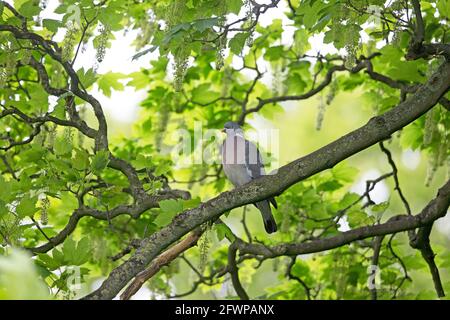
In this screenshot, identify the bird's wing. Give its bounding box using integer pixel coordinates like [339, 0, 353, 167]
[221, 134, 265, 180]
[244, 138, 265, 179]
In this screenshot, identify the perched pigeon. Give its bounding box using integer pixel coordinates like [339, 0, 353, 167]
[221, 121, 278, 234]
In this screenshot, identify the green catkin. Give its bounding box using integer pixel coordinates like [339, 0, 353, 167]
[216, 34, 226, 71]
[425, 154, 438, 187]
[215, 2, 227, 70]
[40, 196, 49, 225]
[1, 45, 17, 86]
[63, 126, 74, 145]
[423, 109, 436, 146]
[326, 79, 338, 105]
[198, 224, 212, 273]
[221, 67, 232, 98]
[0, 69, 7, 88]
[272, 62, 288, 98]
[2, 215, 21, 246]
[173, 46, 189, 92]
[437, 132, 449, 167]
[166, 1, 190, 91]
[155, 102, 170, 151]
[96, 24, 110, 64]
[316, 93, 326, 131]
[243, 0, 255, 47]
[135, 12, 157, 49]
[47, 123, 57, 149]
[62, 23, 78, 62]
[166, 0, 184, 28]
[344, 44, 357, 69]
[280, 207, 291, 233]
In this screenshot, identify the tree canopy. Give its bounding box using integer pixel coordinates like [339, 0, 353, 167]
[0, 0, 449, 300]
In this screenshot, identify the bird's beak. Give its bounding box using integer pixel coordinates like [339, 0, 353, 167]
[221, 129, 226, 133]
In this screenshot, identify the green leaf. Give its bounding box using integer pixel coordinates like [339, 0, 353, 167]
[154, 162, 171, 176]
[228, 0, 242, 14]
[339, 193, 361, 209]
[317, 180, 343, 192]
[76, 68, 97, 89]
[332, 163, 359, 183]
[347, 210, 368, 228]
[159, 199, 183, 215]
[72, 149, 90, 171]
[400, 123, 422, 150]
[98, 72, 126, 97]
[192, 18, 218, 33]
[0, 176, 13, 202]
[18, 0, 42, 19]
[62, 237, 91, 266]
[264, 46, 285, 61]
[191, 84, 220, 104]
[215, 223, 235, 242]
[42, 19, 61, 33]
[72, 237, 91, 265]
[186, 0, 194, 9]
[91, 150, 110, 175]
[229, 33, 249, 55]
[293, 29, 311, 54]
[52, 100, 67, 120]
[0, 200, 9, 217]
[37, 254, 60, 271]
[182, 197, 201, 210]
[52, 248, 65, 264]
[154, 199, 184, 227]
[437, 0, 450, 17]
[16, 195, 39, 218]
[133, 154, 152, 171]
[127, 71, 149, 89]
[371, 201, 389, 213]
[54, 136, 72, 156]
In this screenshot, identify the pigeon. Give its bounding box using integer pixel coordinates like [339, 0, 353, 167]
[221, 121, 278, 234]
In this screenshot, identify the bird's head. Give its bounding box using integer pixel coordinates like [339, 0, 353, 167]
[222, 121, 244, 135]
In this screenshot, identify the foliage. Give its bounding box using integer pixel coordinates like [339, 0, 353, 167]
[0, 0, 449, 300]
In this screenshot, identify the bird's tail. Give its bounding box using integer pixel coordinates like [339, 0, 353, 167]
[255, 200, 278, 234]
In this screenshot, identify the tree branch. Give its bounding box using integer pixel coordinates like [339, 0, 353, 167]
[227, 241, 250, 300]
[82, 61, 450, 300]
[409, 223, 445, 298]
[120, 230, 203, 300]
[236, 180, 449, 258]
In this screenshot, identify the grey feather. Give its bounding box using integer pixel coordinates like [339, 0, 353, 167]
[221, 122, 278, 234]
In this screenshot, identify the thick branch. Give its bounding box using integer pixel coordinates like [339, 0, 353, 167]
[120, 230, 202, 300]
[228, 241, 250, 300]
[28, 190, 190, 254]
[409, 223, 445, 298]
[237, 180, 449, 258]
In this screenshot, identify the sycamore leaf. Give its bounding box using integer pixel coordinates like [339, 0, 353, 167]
[16, 195, 39, 218]
[229, 33, 249, 55]
[154, 199, 184, 227]
[215, 223, 235, 242]
[98, 72, 126, 97]
[91, 150, 110, 175]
